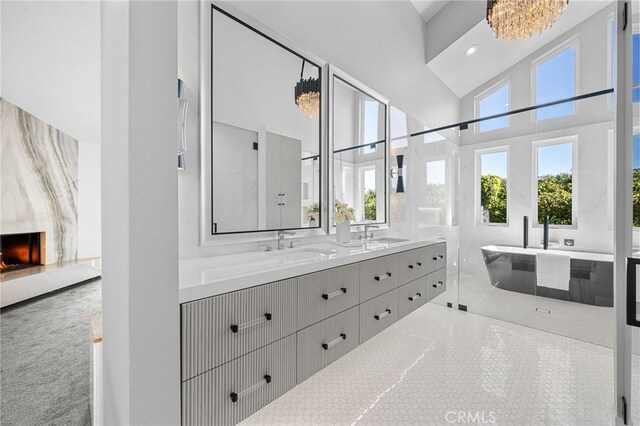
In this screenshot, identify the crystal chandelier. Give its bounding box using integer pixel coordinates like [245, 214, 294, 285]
[294, 60, 320, 118]
[486, 0, 569, 40]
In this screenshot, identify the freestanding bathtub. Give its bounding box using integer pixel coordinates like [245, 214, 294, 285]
[480, 245, 614, 307]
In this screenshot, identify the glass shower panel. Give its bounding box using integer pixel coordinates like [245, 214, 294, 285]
[457, 93, 615, 348]
[395, 107, 460, 309]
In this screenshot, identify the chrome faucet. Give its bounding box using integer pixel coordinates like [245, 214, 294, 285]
[277, 231, 296, 250]
[363, 224, 379, 240]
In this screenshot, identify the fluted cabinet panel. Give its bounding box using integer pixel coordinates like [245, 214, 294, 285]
[398, 247, 430, 285]
[181, 278, 297, 381]
[426, 268, 447, 301]
[359, 254, 399, 302]
[398, 276, 427, 319]
[359, 288, 399, 344]
[182, 335, 296, 426]
[426, 243, 447, 274]
[297, 264, 360, 329]
[296, 306, 360, 383]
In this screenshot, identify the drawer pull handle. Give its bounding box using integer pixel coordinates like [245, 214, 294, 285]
[229, 374, 272, 403]
[374, 309, 391, 320]
[432, 281, 444, 288]
[432, 254, 444, 260]
[230, 313, 272, 333]
[408, 292, 422, 302]
[322, 333, 347, 350]
[322, 288, 347, 300]
[374, 272, 392, 281]
[408, 262, 422, 269]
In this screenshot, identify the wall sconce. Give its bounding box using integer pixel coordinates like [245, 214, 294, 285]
[390, 154, 405, 193]
[178, 79, 189, 170]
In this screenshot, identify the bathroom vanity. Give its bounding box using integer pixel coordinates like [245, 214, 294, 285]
[179, 240, 447, 425]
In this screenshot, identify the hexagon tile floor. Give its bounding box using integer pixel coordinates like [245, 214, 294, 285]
[242, 303, 614, 426]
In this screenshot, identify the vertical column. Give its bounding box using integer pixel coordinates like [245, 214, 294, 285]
[101, 1, 179, 424]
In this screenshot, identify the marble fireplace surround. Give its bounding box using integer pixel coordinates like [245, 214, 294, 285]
[1, 98, 78, 265]
[0, 99, 100, 307]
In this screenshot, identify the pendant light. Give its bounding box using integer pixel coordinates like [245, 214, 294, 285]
[294, 59, 320, 118]
[486, 0, 569, 40]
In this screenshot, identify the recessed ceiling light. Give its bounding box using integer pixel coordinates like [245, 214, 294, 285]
[465, 45, 478, 56]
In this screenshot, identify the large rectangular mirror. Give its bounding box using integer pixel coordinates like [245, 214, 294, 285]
[208, 5, 322, 235]
[331, 67, 388, 227]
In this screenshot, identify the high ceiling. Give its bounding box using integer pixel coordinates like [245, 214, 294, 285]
[416, 0, 613, 98]
[409, 0, 450, 23]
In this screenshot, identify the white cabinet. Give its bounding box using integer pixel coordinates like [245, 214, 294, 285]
[265, 132, 302, 229]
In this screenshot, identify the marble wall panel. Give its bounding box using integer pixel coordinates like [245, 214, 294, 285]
[1, 98, 78, 264]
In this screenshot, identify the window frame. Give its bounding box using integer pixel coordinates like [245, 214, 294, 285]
[475, 146, 510, 227]
[531, 36, 580, 122]
[531, 135, 579, 229]
[474, 78, 511, 134]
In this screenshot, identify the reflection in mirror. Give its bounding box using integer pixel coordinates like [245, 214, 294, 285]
[332, 75, 387, 225]
[210, 6, 321, 234]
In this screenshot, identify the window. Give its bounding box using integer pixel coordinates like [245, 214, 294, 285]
[476, 82, 509, 132]
[534, 139, 576, 226]
[477, 150, 508, 224]
[534, 44, 576, 120]
[425, 160, 446, 226]
[360, 167, 377, 221]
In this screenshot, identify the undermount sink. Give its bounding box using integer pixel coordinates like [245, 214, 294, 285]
[370, 237, 410, 244]
[268, 247, 337, 262]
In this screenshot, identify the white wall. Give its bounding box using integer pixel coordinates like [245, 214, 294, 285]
[77, 141, 102, 259]
[0, 1, 100, 143]
[178, 0, 460, 258]
[101, 1, 180, 423]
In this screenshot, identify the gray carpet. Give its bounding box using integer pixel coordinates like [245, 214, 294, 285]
[1, 279, 102, 426]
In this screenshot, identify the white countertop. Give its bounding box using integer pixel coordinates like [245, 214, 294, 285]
[179, 238, 444, 303]
[481, 245, 613, 262]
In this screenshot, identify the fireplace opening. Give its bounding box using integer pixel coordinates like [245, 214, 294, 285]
[0, 232, 45, 273]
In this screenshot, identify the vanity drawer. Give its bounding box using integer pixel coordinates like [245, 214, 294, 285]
[181, 278, 297, 381]
[359, 288, 399, 343]
[426, 243, 447, 273]
[398, 276, 427, 319]
[426, 268, 447, 302]
[181, 334, 296, 426]
[296, 306, 359, 383]
[297, 264, 360, 329]
[398, 248, 430, 285]
[359, 254, 399, 302]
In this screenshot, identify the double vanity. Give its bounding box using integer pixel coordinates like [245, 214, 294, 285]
[179, 239, 447, 425]
[180, 3, 449, 424]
